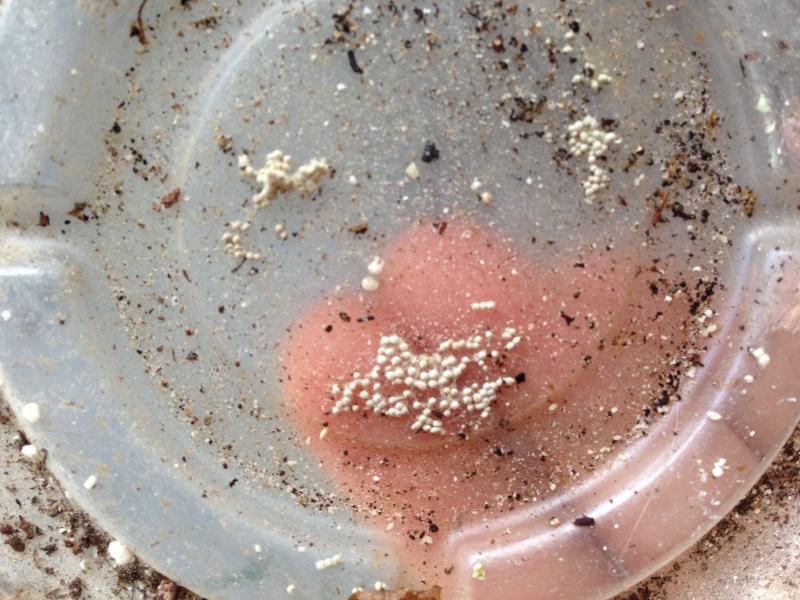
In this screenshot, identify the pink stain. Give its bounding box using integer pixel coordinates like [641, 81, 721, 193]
[280, 220, 691, 572]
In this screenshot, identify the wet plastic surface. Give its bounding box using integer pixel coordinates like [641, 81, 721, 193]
[1, 1, 800, 599]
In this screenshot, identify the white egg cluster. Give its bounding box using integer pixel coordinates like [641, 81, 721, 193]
[330, 326, 524, 434]
[238, 150, 330, 209]
[221, 151, 330, 262]
[567, 114, 621, 201]
[221, 220, 262, 260]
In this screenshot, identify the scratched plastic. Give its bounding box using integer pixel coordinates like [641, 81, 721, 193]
[1, 1, 799, 599]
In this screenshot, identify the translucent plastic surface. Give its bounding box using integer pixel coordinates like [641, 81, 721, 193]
[1, 1, 799, 599]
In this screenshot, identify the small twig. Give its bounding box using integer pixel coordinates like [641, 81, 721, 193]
[650, 188, 670, 228]
[134, 0, 149, 46]
[231, 257, 247, 273]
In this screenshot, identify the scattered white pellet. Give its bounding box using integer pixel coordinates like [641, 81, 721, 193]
[367, 256, 385, 275]
[21, 445, 39, 459]
[701, 323, 718, 337]
[361, 276, 379, 292]
[348, 174, 358, 185]
[405, 161, 420, 180]
[470, 300, 496, 311]
[1, 309, 11, 321]
[472, 562, 486, 581]
[470, 178, 483, 192]
[254, 544, 262, 553]
[597, 72, 613, 85]
[374, 581, 388, 591]
[21, 403, 41, 423]
[755, 94, 772, 114]
[83, 474, 98, 490]
[108, 540, 135, 566]
[286, 583, 296, 594]
[706, 410, 722, 421]
[480, 191, 493, 204]
[744, 374, 754, 384]
[750, 347, 770, 368]
[711, 458, 727, 479]
[549, 517, 560, 527]
[336, 82, 348, 91]
[315, 554, 343, 570]
[673, 90, 686, 103]
[636, 40, 645, 50]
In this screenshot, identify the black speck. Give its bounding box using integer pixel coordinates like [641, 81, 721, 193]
[42, 543, 58, 555]
[514, 372, 526, 384]
[228, 478, 238, 488]
[653, 390, 670, 407]
[671, 202, 696, 221]
[600, 118, 618, 130]
[338, 312, 351, 322]
[324, 324, 333, 332]
[421, 141, 440, 163]
[573, 515, 595, 527]
[560, 311, 575, 326]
